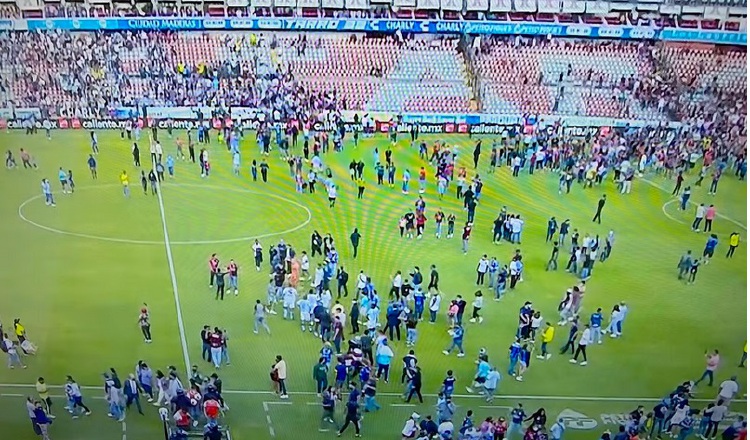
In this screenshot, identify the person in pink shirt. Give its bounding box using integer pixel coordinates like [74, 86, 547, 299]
[704, 205, 717, 232]
[696, 349, 720, 386]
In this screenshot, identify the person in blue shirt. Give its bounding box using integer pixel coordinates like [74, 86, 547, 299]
[320, 342, 334, 367]
[459, 410, 475, 435]
[87, 154, 97, 179]
[508, 403, 526, 439]
[507, 338, 522, 376]
[703, 234, 719, 262]
[442, 324, 465, 357]
[466, 357, 491, 394]
[442, 371, 456, 398]
[546, 217, 558, 242]
[590, 308, 603, 345]
[414, 288, 425, 321]
[166, 155, 175, 178]
[487, 258, 500, 289]
[58, 167, 70, 194]
[334, 358, 348, 391]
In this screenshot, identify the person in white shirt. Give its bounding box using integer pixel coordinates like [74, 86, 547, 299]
[356, 270, 367, 294]
[692, 203, 706, 232]
[570, 323, 591, 366]
[717, 376, 739, 403]
[476, 255, 489, 285]
[300, 251, 310, 279]
[327, 184, 337, 208]
[428, 293, 441, 323]
[391, 271, 403, 299]
[469, 291, 484, 324]
[402, 413, 420, 439]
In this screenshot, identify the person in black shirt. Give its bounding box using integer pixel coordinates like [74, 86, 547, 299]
[350, 300, 360, 334]
[148, 170, 158, 195]
[455, 296, 467, 325]
[350, 228, 362, 259]
[592, 195, 606, 224]
[337, 267, 349, 299]
[546, 242, 560, 271]
[473, 140, 481, 169]
[405, 366, 423, 403]
[201, 326, 211, 362]
[428, 265, 439, 292]
[338, 399, 361, 436]
[311, 231, 323, 257]
[215, 268, 227, 300]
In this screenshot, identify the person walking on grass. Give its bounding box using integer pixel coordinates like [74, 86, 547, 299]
[727, 232, 741, 258]
[137, 305, 152, 343]
[254, 300, 271, 335]
[320, 386, 339, 432]
[695, 349, 720, 387]
[35, 378, 55, 418]
[350, 228, 362, 259]
[592, 195, 606, 224]
[3, 334, 26, 368]
[64, 376, 91, 417]
[569, 323, 591, 366]
[338, 398, 362, 437]
[148, 170, 157, 195]
[124, 374, 144, 415]
[33, 400, 53, 440]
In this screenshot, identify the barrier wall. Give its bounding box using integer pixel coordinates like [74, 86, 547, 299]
[0, 17, 744, 45]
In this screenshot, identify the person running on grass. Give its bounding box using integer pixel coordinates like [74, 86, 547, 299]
[87, 155, 98, 179]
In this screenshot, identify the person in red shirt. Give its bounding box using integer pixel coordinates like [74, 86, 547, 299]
[416, 213, 426, 239]
[462, 222, 473, 255]
[208, 254, 219, 287]
[174, 408, 191, 430]
[203, 398, 221, 424]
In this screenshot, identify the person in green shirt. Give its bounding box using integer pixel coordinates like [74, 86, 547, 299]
[313, 357, 329, 396]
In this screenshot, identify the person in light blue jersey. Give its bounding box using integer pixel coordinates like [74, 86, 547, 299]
[507, 338, 522, 376]
[166, 155, 175, 178]
[58, 167, 70, 194]
[41, 179, 55, 207]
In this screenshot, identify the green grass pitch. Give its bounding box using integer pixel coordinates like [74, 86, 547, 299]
[0, 128, 746, 440]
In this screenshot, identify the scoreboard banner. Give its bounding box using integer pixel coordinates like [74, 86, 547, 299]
[6, 17, 743, 45]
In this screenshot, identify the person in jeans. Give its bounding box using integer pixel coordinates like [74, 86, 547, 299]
[272, 355, 288, 399]
[695, 350, 721, 386]
[443, 324, 465, 357]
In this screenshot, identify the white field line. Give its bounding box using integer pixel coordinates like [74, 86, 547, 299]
[262, 401, 275, 437]
[0, 384, 743, 403]
[641, 177, 747, 230]
[154, 174, 192, 378]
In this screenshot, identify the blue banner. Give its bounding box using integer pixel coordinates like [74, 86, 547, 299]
[21, 18, 746, 46]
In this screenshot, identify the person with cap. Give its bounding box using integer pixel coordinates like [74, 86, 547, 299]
[138, 305, 152, 343]
[402, 412, 420, 439]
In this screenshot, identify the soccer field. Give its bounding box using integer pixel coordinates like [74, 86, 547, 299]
[0, 128, 746, 440]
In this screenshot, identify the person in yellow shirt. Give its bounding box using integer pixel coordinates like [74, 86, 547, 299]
[727, 232, 741, 258]
[538, 322, 555, 360]
[356, 178, 366, 199]
[740, 341, 746, 368]
[13, 318, 25, 343]
[36, 377, 55, 417]
[120, 170, 130, 198]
